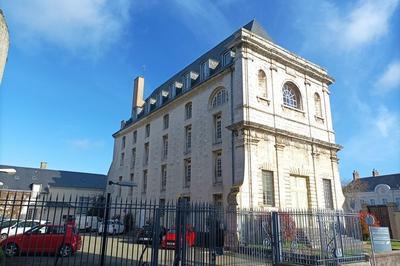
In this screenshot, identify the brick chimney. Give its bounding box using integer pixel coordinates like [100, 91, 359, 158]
[372, 169, 379, 177]
[131, 76, 145, 118]
[352, 170, 360, 181]
[40, 162, 48, 169]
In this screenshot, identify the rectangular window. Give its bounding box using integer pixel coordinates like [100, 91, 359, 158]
[131, 148, 136, 168]
[161, 165, 167, 191]
[185, 125, 192, 153]
[200, 61, 209, 80]
[323, 179, 334, 209]
[145, 124, 150, 138]
[184, 158, 191, 187]
[144, 143, 149, 166]
[120, 152, 125, 166]
[118, 176, 123, 197]
[133, 130, 137, 144]
[78, 196, 91, 214]
[214, 114, 222, 143]
[261, 170, 275, 206]
[122, 136, 126, 149]
[214, 151, 222, 183]
[396, 198, 400, 208]
[162, 135, 168, 160]
[370, 199, 376, 205]
[163, 114, 169, 129]
[382, 198, 388, 204]
[159, 198, 166, 216]
[129, 173, 134, 196]
[142, 170, 147, 194]
[185, 103, 192, 120]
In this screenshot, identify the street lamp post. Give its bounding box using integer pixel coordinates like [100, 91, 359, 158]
[100, 180, 137, 266]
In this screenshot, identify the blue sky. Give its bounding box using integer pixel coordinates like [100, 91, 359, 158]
[0, 0, 399, 183]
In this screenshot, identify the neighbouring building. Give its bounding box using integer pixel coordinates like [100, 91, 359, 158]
[0, 163, 107, 220]
[0, 9, 9, 85]
[107, 20, 345, 210]
[343, 170, 400, 212]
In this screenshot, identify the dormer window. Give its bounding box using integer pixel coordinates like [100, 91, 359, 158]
[200, 59, 219, 80]
[183, 71, 199, 91]
[149, 96, 157, 111]
[183, 72, 191, 91]
[200, 61, 209, 80]
[174, 81, 183, 96]
[161, 88, 169, 104]
[222, 50, 235, 66]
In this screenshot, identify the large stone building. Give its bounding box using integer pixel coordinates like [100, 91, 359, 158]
[0, 9, 9, 85]
[107, 20, 345, 210]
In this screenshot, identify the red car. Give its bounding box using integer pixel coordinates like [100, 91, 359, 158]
[161, 225, 196, 249]
[1, 222, 81, 257]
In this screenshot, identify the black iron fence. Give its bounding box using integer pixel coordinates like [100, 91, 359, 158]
[0, 191, 366, 265]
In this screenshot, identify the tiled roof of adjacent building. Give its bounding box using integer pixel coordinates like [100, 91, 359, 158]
[0, 165, 107, 191]
[345, 173, 400, 192]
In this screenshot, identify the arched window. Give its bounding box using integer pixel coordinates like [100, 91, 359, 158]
[185, 102, 192, 120]
[282, 82, 302, 109]
[210, 87, 228, 108]
[314, 93, 322, 117]
[258, 70, 267, 97]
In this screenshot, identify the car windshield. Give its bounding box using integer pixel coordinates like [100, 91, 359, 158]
[0, 220, 17, 227]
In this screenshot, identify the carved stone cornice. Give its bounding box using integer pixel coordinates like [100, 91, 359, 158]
[227, 120, 342, 151]
[237, 30, 335, 85]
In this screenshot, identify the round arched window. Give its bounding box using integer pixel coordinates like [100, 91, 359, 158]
[210, 87, 228, 108]
[282, 82, 302, 109]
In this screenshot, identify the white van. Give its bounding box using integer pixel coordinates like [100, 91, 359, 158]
[76, 215, 100, 232]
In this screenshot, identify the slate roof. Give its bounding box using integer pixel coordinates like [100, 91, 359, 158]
[243, 20, 272, 41]
[117, 19, 272, 135]
[0, 165, 107, 191]
[345, 173, 400, 192]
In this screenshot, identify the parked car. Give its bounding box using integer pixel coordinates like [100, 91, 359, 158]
[136, 223, 166, 244]
[76, 216, 100, 232]
[98, 220, 124, 235]
[0, 219, 18, 230]
[1, 223, 81, 257]
[161, 225, 196, 249]
[0, 220, 47, 239]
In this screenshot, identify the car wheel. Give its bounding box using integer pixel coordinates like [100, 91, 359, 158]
[0, 233, 8, 240]
[59, 244, 72, 257]
[4, 242, 19, 257]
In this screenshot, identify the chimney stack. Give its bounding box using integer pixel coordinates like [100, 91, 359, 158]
[352, 170, 360, 181]
[40, 162, 48, 169]
[372, 169, 379, 177]
[132, 76, 145, 117]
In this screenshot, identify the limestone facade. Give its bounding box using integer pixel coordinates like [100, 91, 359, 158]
[0, 9, 9, 85]
[107, 21, 345, 210]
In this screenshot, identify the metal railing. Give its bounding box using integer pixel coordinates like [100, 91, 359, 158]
[0, 191, 366, 265]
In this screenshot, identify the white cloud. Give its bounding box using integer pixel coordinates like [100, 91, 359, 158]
[67, 138, 104, 151]
[375, 106, 399, 137]
[2, 0, 132, 55]
[375, 61, 400, 93]
[294, 0, 399, 52]
[337, 0, 399, 50]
